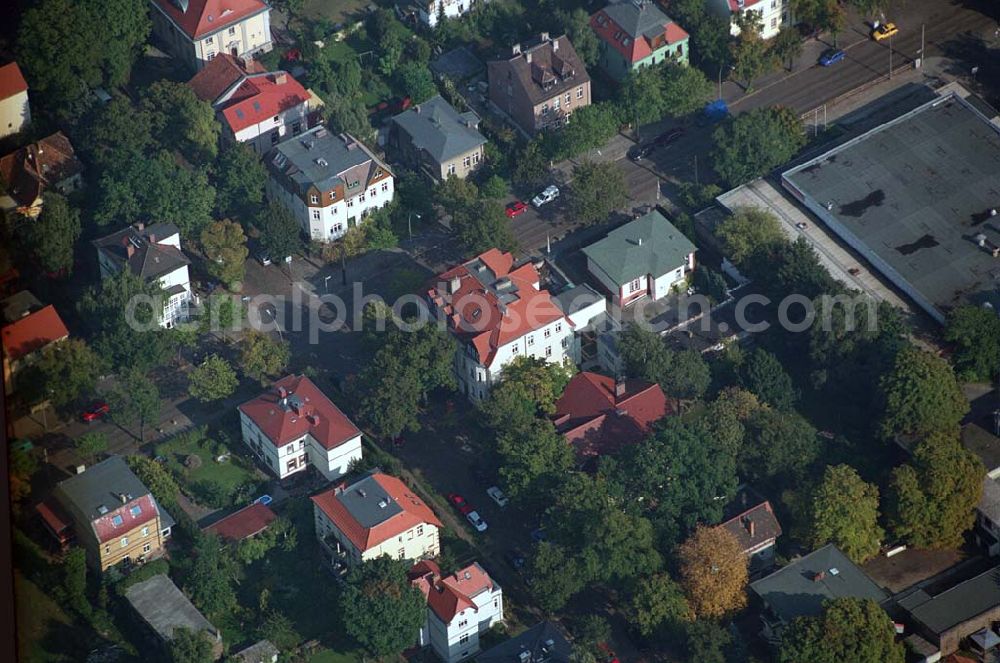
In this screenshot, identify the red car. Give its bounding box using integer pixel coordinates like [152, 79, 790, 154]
[447, 493, 472, 515]
[81, 401, 109, 422]
[505, 201, 528, 218]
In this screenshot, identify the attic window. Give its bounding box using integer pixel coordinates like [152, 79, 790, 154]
[253, 101, 262, 112]
[112, 515, 124, 527]
[235, 109, 245, 119]
[348, 180, 360, 189]
[130, 505, 142, 517]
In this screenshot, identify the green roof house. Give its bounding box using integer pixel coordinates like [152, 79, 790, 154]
[590, 0, 690, 81]
[582, 209, 696, 308]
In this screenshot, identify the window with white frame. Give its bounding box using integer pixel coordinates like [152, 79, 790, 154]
[544, 328, 551, 338]
[458, 619, 468, 628]
[628, 278, 642, 293]
[205, 36, 214, 45]
[473, 152, 480, 164]
[545, 346, 552, 357]
[333, 223, 343, 233]
[369, 188, 376, 197]
[312, 210, 320, 220]
[142, 542, 151, 553]
[141, 527, 149, 537]
[555, 323, 562, 333]
[576, 86, 584, 99]
[382, 181, 389, 191]
[459, 634, 470, 645]
[229, 26, 236, 35]
[527, 336, 534, 346]
[121, 537, 129, 548]
[463, 155, 471, 168]
[448, 163, 457, 175]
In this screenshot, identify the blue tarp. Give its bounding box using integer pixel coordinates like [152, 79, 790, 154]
[704, 99, 729, 120]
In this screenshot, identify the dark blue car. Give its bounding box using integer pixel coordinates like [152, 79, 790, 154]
[819, 48, 846, 66]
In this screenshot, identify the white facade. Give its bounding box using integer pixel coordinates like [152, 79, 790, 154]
[420, 0, 478, 27]
[455, 317, 573, 402]
[419, 582, 504, 663]
[239, 409, 362, 481]
[266, 171, 395, 243]
[0, 88, 29, 138]
[313, 504, 440, 566]
[709, 0, 791, 40]
[587, 253, 694, 308]
[233, 104, 308, 155]
[150, 2, 273, 72]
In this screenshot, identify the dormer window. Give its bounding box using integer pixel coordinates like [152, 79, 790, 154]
[130, 505, 142, 517]
[112, 515, 124, 527]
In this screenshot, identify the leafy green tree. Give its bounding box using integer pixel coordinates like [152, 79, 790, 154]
[779, 597, 904, 663]
[693, 266, 728, 303]
[888, 433, 984, 549]
[739, 348, 797, 410]
[551, 103, 620, 160]
[127, 455, 180, 505]
[810, 465, 884, 563]
[669, 0, 730, 70]
[395, 62, 437, 104]
[9, 445, 39, 508]
[770, 27, 804, 71]
[454, 200, 518, 254]
[23, 339, 102, 412]
[187, 533, 238, 617]
[528, 542, 587, 613]
[79, 270, 172, 371]
[662, 349, 711, 409]
[944, 305, 1000, 382]
[712, 107, 806, 187]
[75, 433, 108, 465]
[629, 573, 691, 637]
[481, 356, 575, 433]
[878, 346, 969, 440]
[512, 140, 550, 193]
[239, 330, 290, 386]
[340, 556, 426, 658]
[715, 206, 785, 265]
[479, 175, 508, 200]
[80, 94, 154, 168]
[109, 369, 161, 443]
[621, 67, 667, 128]
[169, 628, 214, 663]
[677, 526, 748, 618]
[617, 323, 673, 385]
[844, 0, 888, 18]
[730, 12, 773, 91]
[16, 0, 149, 117]
[435, 176, 479, 220]
[743, 408, 819, 484]
[324, 95, 375, 143]
[257, 610, 300, 651]
[557, 8, 600, 67]
[63, 547, 91, 617]
[141, 80, 220, 162]
[188, 355, 239, 402]
[214, 142, 267, 220]
[660, 63, 714, 117]
[684, 620, 734, 663]
[704, 387, 765, 458]
[792, 0, 846, 39]
[497, 419, 574, 505]
[254, 202, 302, 261]
[200, 219, 248, 289]
[22, 194, 81, 275]
[568, 161, 627, 225]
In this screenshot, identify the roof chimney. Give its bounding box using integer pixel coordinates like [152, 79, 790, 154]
[273, 71, 288, 85]
[540, 32, 549, 42]
[813, 570, 825, 582]
[638, 237, 643, 246]
[614, 379, 626, 399]
[512, 43, 521, 56]
[746, 517, 755, 537]
[119, 493, 128, 504]
[126, 244, 135, 258]
[552, 37, 559, 51]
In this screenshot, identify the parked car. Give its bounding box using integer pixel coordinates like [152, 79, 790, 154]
[504, 548, 527, 570]
[597, 643, 620, 663]
[628, 143, 655, 161]
[253, 245, 272, 266]
[487, 486, 509, 507]
[795, 222, 808, 229]
[448, 493, 472, 515]
[81, 401, 110, 423]
[872, 22, 898, 41]
[254, 495, 273, 506]
[505, 200, 528, 218]
[653, 127, 684, 147]
[819, 48, 846, 66]
[466, 510, 488, 532]
[531, 185, 560, 208]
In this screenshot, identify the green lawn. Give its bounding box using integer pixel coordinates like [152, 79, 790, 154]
[155, 427, 264, 508]
[300, 0, 370, 25]
[15, 573, 80, 663]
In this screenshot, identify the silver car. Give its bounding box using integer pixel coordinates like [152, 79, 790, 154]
[531, 185, 560, 208]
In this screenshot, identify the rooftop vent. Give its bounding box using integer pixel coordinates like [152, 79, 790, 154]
[357, 489, 367, 498]
[378, 499, 388, 508]
[316, 158, 328, 167]
[518, 651, 532, 663]
[97, 504, 108, 515]
[829, 567, 840, 576]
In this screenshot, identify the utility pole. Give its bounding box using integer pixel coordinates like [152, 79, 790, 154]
[919, 23, 925, 68]
[889, 32, 893, 79]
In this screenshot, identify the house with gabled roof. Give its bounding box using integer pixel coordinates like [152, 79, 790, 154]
[0, 131, 84, 218]
[93, 223, 193, 328]
[389, 95, 487, 182]
[40, 456, 174, 571]
[125, 574, 222, 658]
[265, 125, 394, 243]
[410, 560, 504, 662]
[239, 374, 363, 481]
[708, 0, 791, 40]
[311, 471, 442, 566]
[1, 297, 68, 394]
[203, 502, 277, 542]
[0, 61, 30, 138]
[582, 209, 696, 309]
[149, 0, 273, 72]
[552, 371, 669, 459]
[426, 249, 575, 401]
[477, 621, 572, 663]
[188, 55, 314, 154]
[590, 0, 689, 81]
[716, 485, 782, 576]
[487, 33, 592, 135]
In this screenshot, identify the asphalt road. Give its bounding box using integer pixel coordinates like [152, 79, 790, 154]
[729, 0, 995, 114]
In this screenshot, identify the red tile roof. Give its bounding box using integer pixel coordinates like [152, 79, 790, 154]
[151, 0, 269, 40]
[239, 374, 360, 450]
[0, 62, 28, 100]
[311, 473, 442, 553]
[727, 0, 764, 11]
[552, 372, 670, 456]
[427, 249, 570, 367]
[409, 560, 497, 623]
[219, 72, 309, 133]
[92, 494, 160, 544]
[0, 132, 84, 209]
[36, 498, 71, 538]
[187, 54, 265, 102]
[1, 304, 68, 362]
[203, 502, 276, 541]
[589, 10, 688, 65]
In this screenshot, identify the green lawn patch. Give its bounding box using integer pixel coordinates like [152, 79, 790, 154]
[15, 573, 82, 663]
[300, 0, 369, 25]
[155, 427, 265, 509]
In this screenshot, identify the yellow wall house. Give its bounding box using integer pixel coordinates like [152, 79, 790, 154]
[0, 62, 30, 139]
[150, 0, 273, 72]
[51, 456, 175, 571]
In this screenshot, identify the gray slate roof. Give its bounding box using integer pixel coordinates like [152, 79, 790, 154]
[93, 223, 189, 282]
[603, 0, 673, 40]
[1, 290, 43, 324]
[749, 544, 888, 623]
[898, 565, 1000, 635]
[233, 639, 279, 663]
[477, 621, 572, 663]
[337, 473, 403, 528]
[124, 574, 218, 642]
[430, 46, 485, 81]
[582, 209, 696, 285]
[56, 456, 152, 522]
[269, 125, 389, 195]
[391, 95, 486, 164]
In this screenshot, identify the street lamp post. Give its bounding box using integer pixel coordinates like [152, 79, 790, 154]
[408, 212, 421, 239]
[324, 275, 331, 293]
[262, 305, 284, 342]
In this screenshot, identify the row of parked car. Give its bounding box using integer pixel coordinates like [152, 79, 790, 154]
[447, 485, 510, 533]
